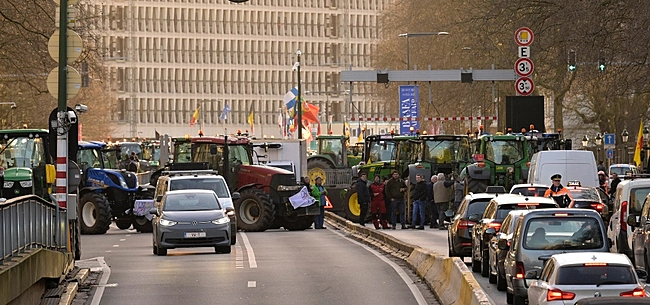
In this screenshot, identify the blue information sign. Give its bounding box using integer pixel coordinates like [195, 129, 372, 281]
[606, 149, 614, 159]
[399, 85, 420, 135]
[604, 133, 615, 145]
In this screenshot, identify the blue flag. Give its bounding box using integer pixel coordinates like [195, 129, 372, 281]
[219, 103, 231, 121]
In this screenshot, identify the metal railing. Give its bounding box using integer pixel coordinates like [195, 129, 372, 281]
[0, 195, 67, 266]
[321, 168, 354, 187]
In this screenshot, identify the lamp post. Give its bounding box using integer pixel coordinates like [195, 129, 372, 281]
[622, 129, 629, 164]
[582, 135, 589, 149]
[595, 133, 603, 162]
[296, 49, 302, 140]
[398, 32, 449, 70]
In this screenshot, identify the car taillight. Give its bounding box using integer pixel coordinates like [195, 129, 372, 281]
[487, 222, 501, 232]
[590, 203, 604, 211]
[515, 261, 525, 279]
[547, 288, 576, 301]
[525, 161, 530, 167]
[621, 200, 628, 232]
[458, 220, 475, 229]
[620, 287, 645, 297]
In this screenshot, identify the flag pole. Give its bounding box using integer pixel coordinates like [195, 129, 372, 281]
[296, 49, 302, 140]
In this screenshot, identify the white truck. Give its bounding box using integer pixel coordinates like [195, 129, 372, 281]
[251, 139, 308, 184]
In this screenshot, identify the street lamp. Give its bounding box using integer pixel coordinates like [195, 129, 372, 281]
[582, 135, 589, 148]
[398, 32, 449, 70]
[595, 133, 603, 163]
[296, 49, 303, 140]
[622, 129, 629, 164]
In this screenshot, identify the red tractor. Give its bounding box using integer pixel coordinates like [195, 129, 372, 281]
[191, 134, 317, 231]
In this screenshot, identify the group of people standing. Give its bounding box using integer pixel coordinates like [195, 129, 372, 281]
[355, 171, 464, 230]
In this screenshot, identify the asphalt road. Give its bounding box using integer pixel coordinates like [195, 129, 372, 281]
[78, 223, 439, 305]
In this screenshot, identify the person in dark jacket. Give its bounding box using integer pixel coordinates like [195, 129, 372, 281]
[410, 174, 428, 229]
[356, 172, 371, 225]
[427, 175, 439, 228]
[609, 173, 621, 197]
[386, 171, 407, 229]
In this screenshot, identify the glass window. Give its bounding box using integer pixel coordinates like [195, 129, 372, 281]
[523, 217, 603, 250]
[466, 199, 491, 218]
[423, 139, 460, 163]
[510, 186, 548, 197]
[484, 140, 524, 165]
[163, 192, 221, 211]
[630, 187, 650, 213]
[495, 203, 556, 220]
[556, 265, 635, 285]
[569, 188, 601, 201]
[367, 140, 396, 163]
[171, 178, 230, 198]
[0, 136, 46, 169]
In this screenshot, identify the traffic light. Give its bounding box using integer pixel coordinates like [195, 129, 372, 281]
[568, 50, 577, 72]
[598, 58, 606, 71]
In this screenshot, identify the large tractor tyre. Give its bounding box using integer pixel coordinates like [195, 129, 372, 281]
[467, 176, 489, 194]
[80, 193, 111, 235]
[115, 219, 132, 230]
[235, 188, 275, 232]
[282, 216, 314, 231]
[133, 216, 153, 233]
[344, 186, 360, 221]
[308, 159, 333, 184]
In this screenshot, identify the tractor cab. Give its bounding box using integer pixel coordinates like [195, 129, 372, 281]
[140, 140, 162, 169]
[408, 135, 473, 181]
[0, 129, 55, 199]
[354, 134, 418, 180]
[171, 136, 192, 164]
[315, 135, 349, 167]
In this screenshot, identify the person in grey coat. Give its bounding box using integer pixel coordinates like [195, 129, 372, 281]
[433, 173, 454, 230]
[356, 172, 371, 225]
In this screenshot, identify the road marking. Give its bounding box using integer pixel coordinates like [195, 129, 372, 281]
[105, 251, 112, 253]
[112, 245, 119, 247]
[235, 245, 244, 269]
[330, 228, 428, 305]
[240, 232, 257, 268]
[125, 235, 131, 237]
[248, 281, 256, 288]
[119, 239, 126, 242]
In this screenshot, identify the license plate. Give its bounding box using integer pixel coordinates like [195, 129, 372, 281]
[184, 232, 206, 238]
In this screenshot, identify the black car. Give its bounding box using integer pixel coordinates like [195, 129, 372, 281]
[448, 193, 495, 260]
[471, 194, 558, 278]
[568, 186, 611, 224]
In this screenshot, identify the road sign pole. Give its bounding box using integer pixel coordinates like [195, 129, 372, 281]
[56, 0, 70, 253]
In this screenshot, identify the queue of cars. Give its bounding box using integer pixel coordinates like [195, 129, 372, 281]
[448, 176, 650, 304]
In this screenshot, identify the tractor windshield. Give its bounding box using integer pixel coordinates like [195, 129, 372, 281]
[0, 137, 46, 169]
[193, 143, 252, 168]
[484, 140, 524, 165]
[120, 143, 142, 160]
[367, 140, 396, 163]
[77, 148, 102, 172]
[423, 140, 463, 163]
[173, 142, 192, 163]
[102, 149, 120, 169]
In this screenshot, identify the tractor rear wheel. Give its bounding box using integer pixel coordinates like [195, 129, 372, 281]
[80, 193, 111, 235]
[308, 158, 333, 184]
[236, 188, 275, 232]
[344, 186, 360, 221]
[282, 216, 314, 231]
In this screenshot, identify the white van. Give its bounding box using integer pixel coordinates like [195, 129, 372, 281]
[527, 150, 599, 187]
[608, 178, 650, 261]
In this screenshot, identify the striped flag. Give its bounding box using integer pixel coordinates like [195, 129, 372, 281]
[219, 103, 231, 121]
[189, 106, 200, 127]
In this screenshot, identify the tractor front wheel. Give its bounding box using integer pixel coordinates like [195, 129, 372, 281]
[235, 188, 275, 232]
[80, 193, 111, 235]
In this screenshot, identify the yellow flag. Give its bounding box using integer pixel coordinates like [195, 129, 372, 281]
[634, 121, 644, 166]
[190, 106, 200, 127]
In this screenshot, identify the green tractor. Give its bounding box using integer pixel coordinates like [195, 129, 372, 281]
[460, 133, 531, 194]
[407, 134, 473, 182]
[306, 135, 363, 184]
[342, 134, 419, 220]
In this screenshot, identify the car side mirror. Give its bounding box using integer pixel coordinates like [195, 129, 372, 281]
[485, 228, 496, 235]
[148, 208, 159, 216]
[628, 215, 638, 227]
[497, 239, 509, 250]
[232, 192, 241, 200]
[156, 195, 163, 202]
[636, 269, 648, 281]
[525, 270, 539, 280]
[468, 214, 479, 222]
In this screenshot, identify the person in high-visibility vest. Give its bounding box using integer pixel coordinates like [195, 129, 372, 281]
[544, 174, 573, 207]
[310, 176, 328, 229]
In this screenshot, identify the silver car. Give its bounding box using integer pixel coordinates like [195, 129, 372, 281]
[151, 190, 232, 256]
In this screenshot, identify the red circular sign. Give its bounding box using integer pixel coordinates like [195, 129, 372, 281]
[514, 27, 534, 47]
[514, 58, 534, 77]
[515, 77, 535, 96]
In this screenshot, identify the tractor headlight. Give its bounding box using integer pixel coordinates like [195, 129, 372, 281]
[159, 218, 177, 227]
[19, 181, 33, 188]
[118, 176, 128, 188]
[277, 185, 302, 191]
[3, 181, 13, 188]
[211, 216, 230, 225]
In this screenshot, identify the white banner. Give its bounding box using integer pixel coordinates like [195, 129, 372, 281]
[289, 186, 316, 209]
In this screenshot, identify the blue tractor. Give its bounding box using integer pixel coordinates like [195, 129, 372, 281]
[76, 141, 154, 234]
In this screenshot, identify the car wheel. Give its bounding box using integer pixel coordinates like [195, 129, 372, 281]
[215, 246, 232, 254]
[471, 244, 481, 272]
[513, 294, 526, 305]
[157, 247, 167, 256]
[506, 291, 513, 304]
[481, 249, 490, 277]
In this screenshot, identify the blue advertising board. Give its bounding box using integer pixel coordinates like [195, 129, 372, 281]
[399, 85, 420, 135]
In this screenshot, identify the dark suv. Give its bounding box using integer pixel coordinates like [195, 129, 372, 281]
[448, 193, 496, 260]
[471, 194, 558, 277]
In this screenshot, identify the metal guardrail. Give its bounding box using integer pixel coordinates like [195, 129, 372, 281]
[322, 168, 354, 186]
[0, 196, 67, 266]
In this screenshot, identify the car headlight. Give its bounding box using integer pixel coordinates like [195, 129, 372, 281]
[212, 216, 230, 225]
[226, 210, 235, 217]
[20, 180, 33, 188]
[4, 181, 14, 188]
[159, 218, 177, 226]
[277, 185, 302, 191]
[118, 176, 128, 188]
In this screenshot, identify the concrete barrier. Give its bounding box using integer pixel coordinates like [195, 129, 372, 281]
[325, 212, 493, 305]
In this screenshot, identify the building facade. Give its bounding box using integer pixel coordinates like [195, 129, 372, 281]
[82, 0, 394, 139]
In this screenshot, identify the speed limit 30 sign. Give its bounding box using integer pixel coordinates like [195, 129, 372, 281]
[515, 77, 534, 96]
[514, 58, 534, 77]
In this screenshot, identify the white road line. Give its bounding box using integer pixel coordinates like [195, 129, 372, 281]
[248, 281, 256, 288]
[112, 245, 119, 247]
[240, 232, 258, 268]
[119, 239, 126, 241]
[330, 229, 428, 305]
[91, 257, 111, 305]
[235, 245, 244, 269]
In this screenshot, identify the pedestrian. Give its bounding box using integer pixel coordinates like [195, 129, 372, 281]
[302, 176, 311, 189]
[597, 161, 607, 175]
[427, 175, 439, 228]
[433, 173, 454, 230]
[356, 172, 371, 226]
[127, 155, 139, 172]
[609, 172, 621, 197]
[310, 176, 327, 229]
[598, 171, 608, 194]
[386, 170, 408, 229]
[410, 174, 428, 230]
[452, 174, 464, 212]
[369, 175, 389, 229]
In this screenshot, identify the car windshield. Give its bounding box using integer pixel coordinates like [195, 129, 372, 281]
[163, 193, 221, 211]
[170, 179, 230, 198]
[569, 188, 601, 201]
[630, 187, 650, 213]
[484, 140, 524, 165]
[609, 166, 631, 176]
[495, 203, 556, 220]
[524, 217, 603, 250]
[556, 265, 635, 285]
[510, 186, 548, 197]
[466, 199, 491, 217]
